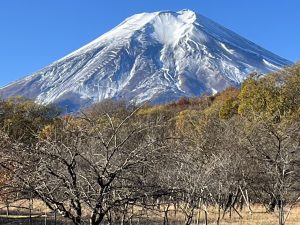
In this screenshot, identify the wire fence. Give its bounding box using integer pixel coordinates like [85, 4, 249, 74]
[0, 201, 74, 225]
[0, 213, 73, 225]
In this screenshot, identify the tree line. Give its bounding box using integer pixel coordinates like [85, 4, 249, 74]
[1, 63, 300, 225]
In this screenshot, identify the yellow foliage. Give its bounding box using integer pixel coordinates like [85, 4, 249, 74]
[175, 109, 200, 131]
[137, 105, 168, 116]
[238, 64, 300, 123]
[219, 98, 239, 120]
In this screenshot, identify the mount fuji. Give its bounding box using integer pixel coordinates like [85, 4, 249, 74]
[0, 10, 292, 111]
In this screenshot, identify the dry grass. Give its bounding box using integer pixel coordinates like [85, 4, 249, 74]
[1, 201, 300, 224]
[217, 206, 300, 225]
[142, 204, 300, 225]
[163, 205, 300, 225]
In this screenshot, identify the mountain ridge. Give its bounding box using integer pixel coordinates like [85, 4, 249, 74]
[0, 9, 292, 111]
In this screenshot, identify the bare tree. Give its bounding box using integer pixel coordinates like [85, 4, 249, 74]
[241, 120, 300, 225]
[2, 108, 173, 225]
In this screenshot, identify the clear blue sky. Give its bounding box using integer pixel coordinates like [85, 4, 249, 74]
[0, 0, 299, 87]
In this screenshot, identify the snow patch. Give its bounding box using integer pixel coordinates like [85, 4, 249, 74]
[263, 59, 281, 70]
[220, 42, 235, 54]
[151, 12, 195, 45]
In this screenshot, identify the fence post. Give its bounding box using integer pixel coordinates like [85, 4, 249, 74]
[44, 204, 47, 225]
[29, 195, 32, 225]
[54, 209, 57, 225]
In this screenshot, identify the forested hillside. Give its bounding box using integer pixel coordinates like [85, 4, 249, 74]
[1, 63, 300, 225]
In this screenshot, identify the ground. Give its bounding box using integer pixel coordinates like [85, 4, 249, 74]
[0, 201, 299, 225]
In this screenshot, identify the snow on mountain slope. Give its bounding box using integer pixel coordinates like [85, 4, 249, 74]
[0, 10, 292, 111]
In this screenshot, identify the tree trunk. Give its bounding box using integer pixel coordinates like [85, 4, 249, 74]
[279, 203, 285, 225]
[6, 204, 9, 216]
[216, 184, 222, 225]
[163, 204, 170, 225]
[196, 210, 201, 225]
[204, 210, 208, 225]
[90, 212, 105, 225]
[72, 217, 82, 225]
[217, 203, 221, 225]
[185, 215, 193, 225]
[268, 195, 276, 213]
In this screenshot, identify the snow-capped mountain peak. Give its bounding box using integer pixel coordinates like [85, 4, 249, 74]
[0, 10, 292, 111]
